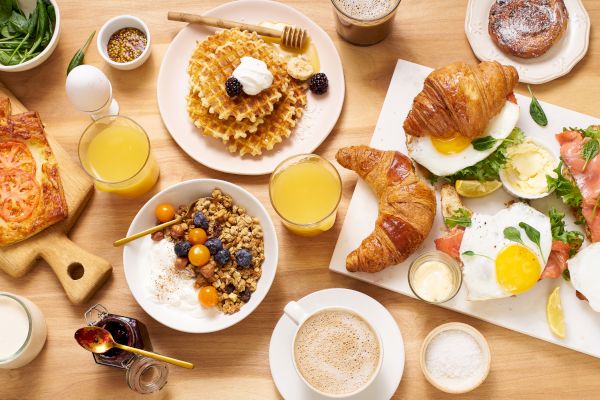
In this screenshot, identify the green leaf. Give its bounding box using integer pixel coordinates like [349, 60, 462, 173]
[503, 226, 524, 245]
[519, 222, 544, 260]
[472, 136, 498, 151]
[528, 85, 548, 127]
[582, 139, 599, 171]
[0, 0, 11, 24]
[549, 207, 583, 256]
[547, 161, 583, 208]
[67, 30, 95, 75]
[9, 11, 27, 33]
[592, 193, 600, 223]
[445, 208, 472, 229]
[562, 269, 571, 282]
[462, 250, 475, 256]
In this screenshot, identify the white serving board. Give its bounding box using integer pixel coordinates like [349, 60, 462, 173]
[329, 59, 600, 358]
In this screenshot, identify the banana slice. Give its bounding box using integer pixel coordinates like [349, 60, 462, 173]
[286, 57, 314, 81]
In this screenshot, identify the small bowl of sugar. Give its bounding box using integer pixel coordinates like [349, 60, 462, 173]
[420, 322, 491, 394]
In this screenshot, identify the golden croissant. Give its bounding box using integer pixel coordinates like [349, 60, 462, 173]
[403, 61, 519, 139]
[336, 146, 436, 273]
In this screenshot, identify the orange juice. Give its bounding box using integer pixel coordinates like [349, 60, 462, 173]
[79, 116, 159, 198]
[270, 155, 341, 236]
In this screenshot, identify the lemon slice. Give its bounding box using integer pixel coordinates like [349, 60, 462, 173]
[455, 180, 503, 198]
[547, 287, 566, 339]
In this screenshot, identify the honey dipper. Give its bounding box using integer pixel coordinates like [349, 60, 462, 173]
[167, 11, 308, 50]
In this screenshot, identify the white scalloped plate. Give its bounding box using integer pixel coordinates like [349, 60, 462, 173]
[465, 0, 590, 84]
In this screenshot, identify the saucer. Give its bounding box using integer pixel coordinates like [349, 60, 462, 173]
[269, 288, 404, 399]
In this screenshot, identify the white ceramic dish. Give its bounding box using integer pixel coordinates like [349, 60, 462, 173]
[465, 0, 590, 84]
[156, 0, 345, 175]
[420, 322, 491, 394]
[0, 0, 60, 72]
[269, 288, 404, 400]
[123, 179, 278, 333]
[97, 15, 151, 70]
[329, 59, 600, 358]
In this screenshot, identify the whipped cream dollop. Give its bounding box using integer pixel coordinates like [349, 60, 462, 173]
[232, 56, 273, 95]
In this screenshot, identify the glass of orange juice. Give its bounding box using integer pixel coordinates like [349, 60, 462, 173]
[269, 154, 342, 237]
[78, 115, 159, 198]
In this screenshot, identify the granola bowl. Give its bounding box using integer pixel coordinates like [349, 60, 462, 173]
[123, 179, 278, 333]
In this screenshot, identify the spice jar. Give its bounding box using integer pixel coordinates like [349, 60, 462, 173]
[84, 304, 168, 394]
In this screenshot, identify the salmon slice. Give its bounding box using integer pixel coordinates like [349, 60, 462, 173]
[434, 227, 464, 260]
[541, 241, 570, 279]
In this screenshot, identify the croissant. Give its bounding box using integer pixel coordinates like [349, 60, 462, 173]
[403, 61, 519, 139]
[336, 146, 436, 273]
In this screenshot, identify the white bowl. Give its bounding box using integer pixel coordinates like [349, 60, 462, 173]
[0, 0, 61, 72]
[499, 137, 560, 200]
[97, 15, 151, 70]
[123, 179, 278, 333]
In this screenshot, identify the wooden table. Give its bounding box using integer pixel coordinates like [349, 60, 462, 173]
[1, 0, 600, 398]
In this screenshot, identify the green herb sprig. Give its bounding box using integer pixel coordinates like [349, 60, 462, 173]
[462, 250, 494, 261]
[519, 222, 545, 260]
[528, 85, 548, 127]
[503, 227, 524, 245]
[444, 208, 472, 229]
[67, 30, 95, 75]
[547, 161, 583, 208]
[471, 136, 519, 152]
[582, 139, 599, 171]
[549, 207, 583, 257]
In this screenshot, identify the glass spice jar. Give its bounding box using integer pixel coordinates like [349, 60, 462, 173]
[84, 304, 168, 394]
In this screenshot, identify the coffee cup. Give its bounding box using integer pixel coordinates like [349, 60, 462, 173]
[284, 301, 383, 398]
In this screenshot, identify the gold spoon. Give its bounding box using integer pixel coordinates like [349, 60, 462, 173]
[113, 200, 198, 247]
[74, 326, 194, 369]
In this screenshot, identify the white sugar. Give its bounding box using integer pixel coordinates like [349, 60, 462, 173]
[425, 329, 486, 391]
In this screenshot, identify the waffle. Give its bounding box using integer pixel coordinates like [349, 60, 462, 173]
[188, 29, 289, 123]
[224, 79, 308, 156]
[187, 89, 264, 141]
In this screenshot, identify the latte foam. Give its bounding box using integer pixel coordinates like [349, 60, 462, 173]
[294, 309, 380, 395]
[332, 0, 398, 21]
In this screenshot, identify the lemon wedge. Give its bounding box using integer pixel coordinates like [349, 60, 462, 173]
[455, 180, 503, 198]
[547, 287, 566, 339]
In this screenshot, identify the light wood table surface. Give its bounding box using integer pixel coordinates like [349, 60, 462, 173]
[1, 0, 600, 398]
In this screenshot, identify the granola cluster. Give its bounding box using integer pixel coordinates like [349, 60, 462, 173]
[152, 188, 264, 314]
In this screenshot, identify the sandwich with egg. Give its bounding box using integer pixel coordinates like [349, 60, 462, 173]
[404, 61, 523, 183]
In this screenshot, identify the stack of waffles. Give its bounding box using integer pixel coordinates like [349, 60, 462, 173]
[187, 28, 308, 156]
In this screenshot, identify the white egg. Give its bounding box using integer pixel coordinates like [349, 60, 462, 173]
[65, 65, 112, 112]
[460, 203, 552, 301]
[407, 101, 519, 177]
[568, 243, 600, 312]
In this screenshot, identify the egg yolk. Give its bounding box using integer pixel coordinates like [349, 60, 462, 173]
[431, 133, 472, 155]
[496, 244, 541, 295]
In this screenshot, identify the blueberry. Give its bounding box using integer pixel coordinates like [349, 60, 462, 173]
[239, 288, 252, 303]
[214, 249, 231, 266]
[235, 249, 253, 268]
[193, 211, 209, 229]
[204, 237, 223, 255]
[174, 241, 192, 257]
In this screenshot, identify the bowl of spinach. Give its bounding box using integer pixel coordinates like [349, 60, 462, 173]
[0, 0, 59, 71]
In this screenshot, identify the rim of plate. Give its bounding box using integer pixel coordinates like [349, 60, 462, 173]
[123, 178, 279, 333]
[156, 0, 345, 175]
[465, 0, 590, 84]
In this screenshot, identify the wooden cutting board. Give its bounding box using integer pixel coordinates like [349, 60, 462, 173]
[0, 82, 112, 304]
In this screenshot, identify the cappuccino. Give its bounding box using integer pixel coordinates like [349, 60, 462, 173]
[293, 309, 380, 396]
[330, 0, 401, 46]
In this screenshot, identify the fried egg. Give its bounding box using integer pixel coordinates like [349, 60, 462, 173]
[460, 203, 552, 301]
[407, 101, 520, 177]
[568, 243, 600, 312]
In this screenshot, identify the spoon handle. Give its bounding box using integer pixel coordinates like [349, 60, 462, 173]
[113, 342, 194, 369]
[167, 11, 282, 38]
[113, 216, 183, 247]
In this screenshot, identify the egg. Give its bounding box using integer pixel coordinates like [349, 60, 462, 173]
[567, 243, 600, 312]
[65, 65, 112, 112]
[407, 101, 520, 177]
[459, 203, 552, 301]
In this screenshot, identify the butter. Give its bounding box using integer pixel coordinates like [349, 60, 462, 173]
[502, 139, 557, 196]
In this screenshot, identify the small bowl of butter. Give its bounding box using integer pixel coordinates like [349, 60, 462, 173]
[499, 137, 559, 200]
[408, 251, 462, 304]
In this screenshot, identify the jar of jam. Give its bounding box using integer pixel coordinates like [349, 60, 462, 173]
[84, 304, 168, 394]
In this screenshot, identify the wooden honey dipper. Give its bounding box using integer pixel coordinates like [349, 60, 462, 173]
[168, 11, 308, 50]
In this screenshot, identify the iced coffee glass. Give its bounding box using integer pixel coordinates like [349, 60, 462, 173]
[330, 0, 402, 46]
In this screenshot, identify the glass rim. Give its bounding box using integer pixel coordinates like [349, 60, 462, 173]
[78, 115, 151, 185]
[408, 251, 462, 304]
[0, 293, 33, 364]
[330, 0, 402, 23]
[269, 153, 342, 229]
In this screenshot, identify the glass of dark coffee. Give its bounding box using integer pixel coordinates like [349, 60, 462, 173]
[330, 0, 401, 46]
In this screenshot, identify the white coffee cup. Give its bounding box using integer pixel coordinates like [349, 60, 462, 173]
[284, 301, 383, 398]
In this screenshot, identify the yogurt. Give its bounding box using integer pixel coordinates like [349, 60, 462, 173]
[232, 56, 274, 95]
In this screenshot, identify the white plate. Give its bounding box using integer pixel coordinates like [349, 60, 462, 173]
[269, 288, 404, 400]
[465, 0, 590, 84]
[157, 0, 345, 175]
[329, 59, 600, 358]
[123, 179, 278, 333]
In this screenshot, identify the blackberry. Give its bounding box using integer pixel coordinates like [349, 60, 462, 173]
[309, 73, 328, 95]
[239, 288, 252, 303]
[225, 77, 243, 97]
[214, 249, 231, 266]
[193, 211, 209, 230]
[235, 249, 252, 268]
[174, 241, 192, 258]
[204, 237, 223, 255]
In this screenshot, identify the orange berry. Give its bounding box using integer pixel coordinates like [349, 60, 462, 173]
[188, 244, 210, 267]
[188, 228, 208, 245]
[155, 203, 175, 222]
[198, 286, 218, 307]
